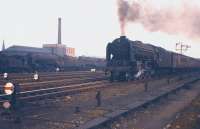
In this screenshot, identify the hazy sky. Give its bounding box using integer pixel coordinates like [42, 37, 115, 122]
[1, 0, 200, 58]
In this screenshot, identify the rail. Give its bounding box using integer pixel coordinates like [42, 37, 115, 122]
[0, 80, 109, 104]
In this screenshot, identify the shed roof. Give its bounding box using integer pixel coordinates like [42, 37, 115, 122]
[4, 45, 51, 54]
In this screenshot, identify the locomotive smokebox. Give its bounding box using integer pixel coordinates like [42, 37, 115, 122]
[119, 36, 128, 42]
[120, 36, 126, 39]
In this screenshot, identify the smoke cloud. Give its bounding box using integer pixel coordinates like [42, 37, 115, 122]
[117, 0, 129, 36]
[117, 0, 200, 40]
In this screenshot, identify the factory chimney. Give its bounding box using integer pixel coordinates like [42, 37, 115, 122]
[2, 40, 5, 51]
[58, 17, 62, 44]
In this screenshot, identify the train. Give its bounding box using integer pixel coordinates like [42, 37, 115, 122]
[106, 36, 200, 81]
[0, 52, 106, 73]
[0, 53, 64, 73]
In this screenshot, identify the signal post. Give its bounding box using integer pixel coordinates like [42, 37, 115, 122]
[2, 82, 21, 123]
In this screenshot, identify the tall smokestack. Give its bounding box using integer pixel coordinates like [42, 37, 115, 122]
[2, 40, 5, 51]
[58, 17, 62, 44]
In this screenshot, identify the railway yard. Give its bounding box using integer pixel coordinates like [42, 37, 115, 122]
[0, 71, 200, 129]
[1, 0, 200, 129]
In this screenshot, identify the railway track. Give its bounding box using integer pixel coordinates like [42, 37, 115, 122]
[0, 72, 198, 129]
[76, 75, 200, 129]
[0, 73, 181, 93]
[3, 71, 100, 78]
[0, 72, 193, 105]
[0, 80, 110, 105]
[0, 71, 104, 84]
[0, 72, 107, 92]
[19, 76, 106, 91]
[13, 73, 103, 83]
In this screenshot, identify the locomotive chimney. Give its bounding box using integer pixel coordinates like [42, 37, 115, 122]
[120, 35, 126, 39]
[58, 17, 62, 44]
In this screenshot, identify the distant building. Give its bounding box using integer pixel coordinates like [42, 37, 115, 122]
[43, 44, 66, 57]
[66, 47, 75, 57]
[1, 17, 76, 58]
[2, 45, 51, 56]
[42, 44, 75, 57]
[43, 17, 75, 57]
[78, 56, 106, 67]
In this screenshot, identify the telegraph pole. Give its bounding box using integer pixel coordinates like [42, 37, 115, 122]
[175, 42, 191, 54]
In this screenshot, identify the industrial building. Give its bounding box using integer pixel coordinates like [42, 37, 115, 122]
[2, 45, 51, 56]
[42, 17, 75, 57]
[1, 17, 75, 57]
[0, 18, 105, 73]
[43, 44, 67, 57]
[66, 47, 75, 57]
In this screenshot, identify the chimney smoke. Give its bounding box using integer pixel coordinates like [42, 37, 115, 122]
[117, 0, 200, 41]
[117, 0, 129, 36]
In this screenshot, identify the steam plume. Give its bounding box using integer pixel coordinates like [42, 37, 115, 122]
[118, 0, 129, 35]
[117, 0, 200, 40]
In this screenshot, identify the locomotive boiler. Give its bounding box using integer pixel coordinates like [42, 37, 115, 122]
[106, 36, 200, 81]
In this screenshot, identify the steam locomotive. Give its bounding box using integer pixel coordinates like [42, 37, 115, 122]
[106, 36, 200, 81]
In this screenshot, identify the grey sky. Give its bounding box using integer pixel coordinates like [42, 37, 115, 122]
[1, 0, 200, 58]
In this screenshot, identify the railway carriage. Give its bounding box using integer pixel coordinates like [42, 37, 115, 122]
[106, 36, 200, 81]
